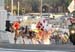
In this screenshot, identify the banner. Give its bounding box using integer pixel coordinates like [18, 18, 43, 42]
[68, 0, 75, 13]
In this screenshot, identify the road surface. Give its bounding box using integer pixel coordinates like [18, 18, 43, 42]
[0, 42, 75, 52]
[0, 48, 75, 52]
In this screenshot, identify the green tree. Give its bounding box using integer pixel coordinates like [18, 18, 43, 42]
[32, 0, 40, 12]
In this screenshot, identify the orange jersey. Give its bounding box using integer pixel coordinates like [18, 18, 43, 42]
[13, 22, 20, 30]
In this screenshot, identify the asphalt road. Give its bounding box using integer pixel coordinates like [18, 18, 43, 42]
[0, 42, 75, 52]
[0, 48, 73, 52]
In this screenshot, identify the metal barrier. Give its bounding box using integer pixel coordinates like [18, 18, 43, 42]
[0, 30, 9, 43]
[0, 30, 31, 44]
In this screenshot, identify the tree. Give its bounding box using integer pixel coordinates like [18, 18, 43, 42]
[5, 0, 72, 13]
[32, 0, 40, 12]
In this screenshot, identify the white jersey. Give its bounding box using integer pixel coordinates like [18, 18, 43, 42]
[40, 18, 48, 30]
